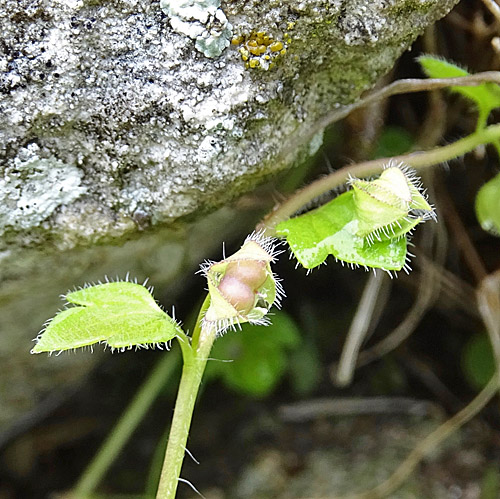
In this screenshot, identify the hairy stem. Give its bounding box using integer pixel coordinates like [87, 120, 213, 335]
[258, 124, 500, 235]
[155, 295, 214, 498]
[277, 72, 500, 167]
[308, 72, 500, 141]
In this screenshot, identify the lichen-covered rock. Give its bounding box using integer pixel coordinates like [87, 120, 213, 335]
[1, 0, 458, 252]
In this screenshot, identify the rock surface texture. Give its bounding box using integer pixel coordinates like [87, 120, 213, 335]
[1, 0, 459, 251]
[0, 0, 459, 434]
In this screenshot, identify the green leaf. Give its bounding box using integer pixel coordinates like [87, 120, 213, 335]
[207, 311, 301, 397]
[277, 164, 435, 271]
[276, 190, 408, 270]
[374, 126, 414, 158]
[31, 282, 183, 354]
[475, 171, 500, 237]
[66, 281, 163, 310]
[418, 55, 500, 128]
[462, 333, 495, 390]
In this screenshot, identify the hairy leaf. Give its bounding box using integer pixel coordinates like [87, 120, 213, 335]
[32, 282, 182, 353]
[66, 281, 163, 309]
[276, 191, 408, 270]
[418, 55, 500, 128]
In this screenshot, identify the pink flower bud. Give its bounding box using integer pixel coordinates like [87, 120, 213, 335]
[217, 274, 255, 314]
[200, 231, 285, 334]
[224, 260, 267, 290]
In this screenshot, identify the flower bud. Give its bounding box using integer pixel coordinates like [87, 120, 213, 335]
[218, 274, 255, 314]
[224, 260, 268, 290]
[200, 232, 284, 334]
[349, 162, 435, 244]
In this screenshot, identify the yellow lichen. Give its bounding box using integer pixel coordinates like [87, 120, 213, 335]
[231, 30, 288, 70]
[269, 41, 283, 52]
[239, 46, 250, 61]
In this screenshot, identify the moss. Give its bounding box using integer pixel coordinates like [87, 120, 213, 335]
[387, 0, 436, 16]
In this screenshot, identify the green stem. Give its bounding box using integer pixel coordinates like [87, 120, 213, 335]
[155, 295, 214, 498]
[73, 350, 181, 498]
[258, 124, 500, 235]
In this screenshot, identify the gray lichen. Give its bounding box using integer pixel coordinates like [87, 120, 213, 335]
[160, 0, 233, 58]
[0, 144, 85, 233]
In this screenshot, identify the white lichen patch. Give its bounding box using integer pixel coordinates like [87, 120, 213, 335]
[0, 145, 86, 233]
[339, 2, 388, 46]
[160, 0, 233, 58]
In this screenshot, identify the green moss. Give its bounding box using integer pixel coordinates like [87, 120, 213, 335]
[387, 0, 435, 16]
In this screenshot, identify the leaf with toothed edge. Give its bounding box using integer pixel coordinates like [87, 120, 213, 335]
[276, 164, 434, 272]
[31, 282, 183, 354]
[418, 55, 500, 129]
[66, 281, 161, 309]
[276, 190, 410, 271]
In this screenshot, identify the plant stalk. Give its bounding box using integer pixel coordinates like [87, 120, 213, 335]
[155, 295, 214, 498]
[258, 124, 500, 235]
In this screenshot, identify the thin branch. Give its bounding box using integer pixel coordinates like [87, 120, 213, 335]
[345, 272, 500, 499]
[335, 375, 499, 499]
[435, 178, 489, 283]
[356, 219, 446, 367]
[482, 0, 500, 25]
[477, 271, 500, 390]
[313, 73, 500, 136]
[279, 397, 440, 422]
[334, 272, 386, 387]
[417, 251, 480, 317]
[73, 352, 181, 497]
[276, 72, 500, 168]
[357, 262, 436, 367]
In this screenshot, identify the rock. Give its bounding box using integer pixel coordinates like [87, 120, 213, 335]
[1, 0, 458, 250]
[0, 0, 459, 436]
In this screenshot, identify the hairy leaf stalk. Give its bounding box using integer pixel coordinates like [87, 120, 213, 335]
[156, 296, 214, 498]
